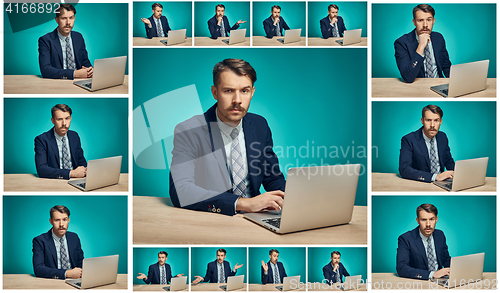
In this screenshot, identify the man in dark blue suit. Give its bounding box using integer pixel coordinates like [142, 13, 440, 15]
[169, 59, 286, 216]
[323, 251, 350, 284]
[262, 249, 287, 284]
[394, 4, 451, 83]
[137, 251, 185, 284]
[207, 4, 247, 39]
[263, 5, 290, 38]
[34, 104, 87, 180]
[192, 249, 243, 284]
[399, 105, 455, 183]
[320, 4, 346, 39]
[32, 205, 84, 279]
[396, 204, 451, 280]
[141, 3, 172, 39]
[38, 4, 93, 80]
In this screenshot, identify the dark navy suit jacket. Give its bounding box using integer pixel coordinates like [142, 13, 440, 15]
[396, 227, 451, 280]
[38, 28, 91, 80]
[32, 229, 84, 279]
[208, 15, 239, 39]
[143, 262, 173, 284]
[34, 127, 87, 180]
[394, 29, 451, 83]
[169, 104, 286, 216]
[202, 260, 236, 283]
[320, 16, 346, 38]
[323, 262, 350, 284]
[399, 127, 455, 183]
[263, 16, 290, 38]
[261, 261, 287, 284]
[145, 15, 171, 39]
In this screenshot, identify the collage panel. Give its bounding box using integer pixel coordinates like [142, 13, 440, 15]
[3, 195, 128, 289]
[4, 98, 129, 192]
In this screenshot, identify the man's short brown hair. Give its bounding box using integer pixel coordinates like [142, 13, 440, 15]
[152, 3, 163, 10]
[57, 4, 76, 18]
[413, 4, 435, 19]
[51, 104, 72, 118]
[271, 5, 281, 12]
[213, 59, 257, 87]
[216, 4, 225, 11]
[217, 248, 227, 255]
[416, 203, 438, 218]
[328, 4, 339, 11]
[50, 205, 70, 219]
[422, 105, 443, 119]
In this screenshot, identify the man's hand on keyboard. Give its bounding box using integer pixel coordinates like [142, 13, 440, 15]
[236, 190, 284, 213]
[70, 166, 87, 178]
[435, 171, 454, 181]
[74, 68, 89, 79]
[82, 66, 93, 78]
[433, 268, 450, 279]
[66, 267, 82, 279]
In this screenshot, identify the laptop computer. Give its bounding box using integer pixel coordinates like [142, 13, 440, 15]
[160, 29, 187, 46]
[73, 56, 127, 92]
[276, 276, 300, 291]
[340, 275, 362, 291]
[433, 157, 488, 191]
[219, 275, 244, 291]
[430, 60, 489, 97]
[244, 164, 360, 234]
[222, 29, 246, 45]
[277, 29, 301, 44]
[68, 156, 122, 191]
[335, 29, 362, 46]
[437, 253, 484, 288]
[163, 276, 188, 291]
[65, 255, 119, 289]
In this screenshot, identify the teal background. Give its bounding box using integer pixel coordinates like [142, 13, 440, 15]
[372, 196, 496, 273]
[133, 2, 192, 37]
[252, 2, 306, 37]
[133, 48, 368, 206]
[4, 98, 129, 174]
[3, 196, 128, 274]
[307, 247, 367, 282]
[133, 248, 189, 285]
[194, 2, 250, 37]
[308, 2, 367, 38]
[372, 101, 496, 177]
[372, 4, 496, 78]
[249, 247, 305, 284]
[4, 3, 129, 75]
[191, 247, 247, 283]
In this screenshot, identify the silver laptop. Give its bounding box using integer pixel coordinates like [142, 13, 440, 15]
[244, 164, 360, 234]
[433, 157, 488, 191]
[276, 275, 300, 291]
[160, 29, 187, 46]
[68, 156, 122, 191]
[65, 255, 119, 289]
[222, 29, 246, 45]
[73, 56, 127, 92]
[430, 60, 489, 97]
[335, 29, 362, 46]
[340, 275, 362, 291]
[219, 275, 244, 291]
[437, 253, 484, 288]
[163, 276, 188, 291]
[277, 28, 301, 44]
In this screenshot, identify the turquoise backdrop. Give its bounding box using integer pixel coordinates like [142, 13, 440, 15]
[4, 98, 129, 174]
[133, 247, 189, 285]
[372, 101, 496, 177]
[252, 2, 306, 37]
[133, 48, 368, 206]
[372, 3, 496, 78]
[195, 2, 250, 38]
[191, 247, 247, 283]
[372, 196, 496, 273]
[133, 2, 192, 37]
[249, 247, 306, 284]
[3, 196, 128, 274]
[308, 2, 367, 38]
[308, 247, 367, 282]
[4, 3, 129, 75]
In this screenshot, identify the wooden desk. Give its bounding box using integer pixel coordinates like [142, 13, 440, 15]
[372, 173, 496, 192]
[372, 78, 496, 98]
[4, 174, 129, 192]
[308, 37, 367, 47]
[133, 37, 193, 47]
[253, 36, 306, 46]
[307, 282, 367, 291]
[3, 274, 127, 289]
[249, 283, 306, 291]
[134, 284, 188, 291]
[191, 283, 247, 291]
[4, 75, 129, 95]
[195, 37, 250, 46]
[371, 273, 497, 290]
[133, 196, 366, 244]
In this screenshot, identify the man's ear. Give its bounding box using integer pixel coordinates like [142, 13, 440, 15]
[211, 85, 218, 101]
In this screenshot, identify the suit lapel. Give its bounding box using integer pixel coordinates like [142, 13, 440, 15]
[67, 132, 77, 168]
[436, 133, 445, 172]
[48, 129, 61, 167]
[151, 17, 157, 36]
[155, 263, 161, 283]
[45, 230, 58, 266]
[51, 29, 64, 68]
[205, 106, 231, 183]
[412, 227, 429, 268]
[409, 29, 424, 77]
[268, 262, 274, 282]
[243, 118, 257, 195]
[415, 128, 431, 170]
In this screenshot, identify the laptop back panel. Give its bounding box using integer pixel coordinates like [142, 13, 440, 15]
[448, 60, 489, 97]
[164, 29, 186, 46]
[284, 29, 301, 43]
[228, 29, 246, 44]
[342, 29, 362, 45]
[281, 276, 300, 291]
[226, 275, 244, 290]
[343, 275, 362, 290]
[447, 253, 484, 288]
[169, 276, 188, 291]
[84, 156, 122, 191]
[451, 157, 488, 191]
[80, 255, 119, 289]
[90, 56, 127, 91]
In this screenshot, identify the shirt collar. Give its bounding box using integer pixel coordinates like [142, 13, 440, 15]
[57, 29, 71, 43]
[215, 107, 243, 138]
[419, 229, 432, 241]
[54, 128, 67, 141]
[51, 229, 66, 241]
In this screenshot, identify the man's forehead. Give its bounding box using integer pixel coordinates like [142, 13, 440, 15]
[218, 71, 253, 86]
[415, 10, 433, 19]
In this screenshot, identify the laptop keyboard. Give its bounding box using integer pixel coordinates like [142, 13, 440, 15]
[219, 285, 227, 290]
[77, 182, 86, 189]
[442, 182, 452, 189]
[83, 82, 92, 88]
[442, 88, 449, 95]
[263, 218, 281, 228]
[75, 282, 82, 287]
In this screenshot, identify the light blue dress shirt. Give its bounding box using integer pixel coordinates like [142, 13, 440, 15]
[422, 129, 440, 181]
[54, 129, 73, 178]
[51, 229, 71, 270]
[419, 230, 439, 279]
[57, 30, 75, 79]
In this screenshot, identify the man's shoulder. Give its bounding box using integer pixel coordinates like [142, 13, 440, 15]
[264, 16, 272, 23]
[39, 29, 57, 41]
[320, 16, 329, 22]
[402, 128, 422, 141]
[65, 231, 80, 240]
[436, 130, 448, 139]
[208, 15, 217, 23]
[35, 129, 54, 141]
[395, 30, 414, 45]
[33, 230, 51, 242]
[70, 30, 85, 41]
[322, 263, 331, 270]
[430, 31, 445, 40]
[398, 227, 418, 240]
[433, 228, 445, 237]
[244, 112, 267, 124]
[174, 113, 207, 133]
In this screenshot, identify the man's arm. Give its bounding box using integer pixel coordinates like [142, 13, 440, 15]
[32, 237, 66, 279]
[164, 17, 172, 35]
[440, 134, 455, 171]
[396, 234, 431, 280]
[337, 16, 346, 37]
[202, 263, 212, 282]
[260, 123, 286, 192]
[74, 32, 91, 69]
[228, 262, 237, 277]
[280, 263, 287, 278]
[342, 263, 350, 277]
[281, 17, 290, 31]
[323, 265, 333, 284]
[145, 22, 155, 39]
[394, 36, 425, 83]
[34, 135, 71, 179]
[71, 132, 87, 168]
[438, 34, 451, 78]
[71, 234, 84, 268]
[399, 135, 433, 182]
[320, 19, 332, 39]
[263, 19, 276, 38]
[38, 36, 75, 80]
[208, 18, 221, 39]
[261, 265, 269, 284]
